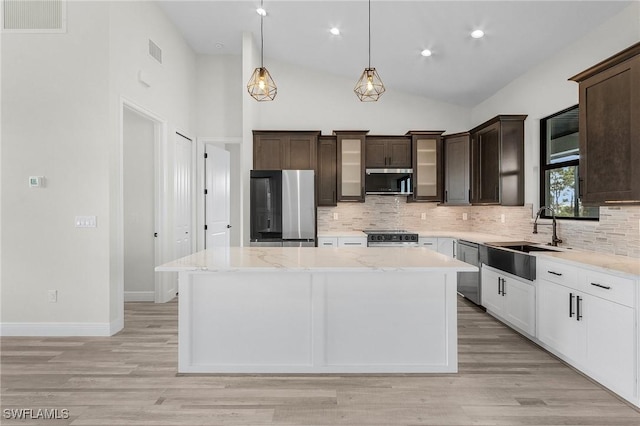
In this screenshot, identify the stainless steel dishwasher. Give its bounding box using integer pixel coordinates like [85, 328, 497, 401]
[456, 240, 481, 305]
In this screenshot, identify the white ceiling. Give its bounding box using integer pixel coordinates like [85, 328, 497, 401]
[157, 0, 633, 107]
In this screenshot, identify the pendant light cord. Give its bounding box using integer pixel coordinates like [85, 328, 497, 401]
[368, 0, 371, 69]
[260, 0, 264, 68]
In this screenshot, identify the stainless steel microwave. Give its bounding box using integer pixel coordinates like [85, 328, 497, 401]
[365, 168, 413, 195]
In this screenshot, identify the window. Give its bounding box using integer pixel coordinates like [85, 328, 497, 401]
[540, 105, 598, 220]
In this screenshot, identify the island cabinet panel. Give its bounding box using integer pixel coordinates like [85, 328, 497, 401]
[470, 115, 525, 205]
[443, 132, 470, 205]
[253, 131, 319, 170]
[408, 131, 444, 202]
[317, 136, 337, 206]
[570, 42, 640, 205]
[365, 136, 412, 168]
[336, 131, 367, 202]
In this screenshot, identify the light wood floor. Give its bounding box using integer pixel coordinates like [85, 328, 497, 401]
[2, 297, 639, 425]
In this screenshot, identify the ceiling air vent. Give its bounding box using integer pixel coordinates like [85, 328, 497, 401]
[149, 39, 162, 64]
[2, 0, 66, 33]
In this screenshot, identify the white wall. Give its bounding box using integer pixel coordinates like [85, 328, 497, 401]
[1, 0, 197, 334]
[2, 2, 112, 329]
[196, 55, 243, 138]
[471, 2, 640, 207]
[108, 1, 197, 323]
[252, 58, 472, 135]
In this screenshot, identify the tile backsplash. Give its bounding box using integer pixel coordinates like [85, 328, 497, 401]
[317, 196, 640, 258]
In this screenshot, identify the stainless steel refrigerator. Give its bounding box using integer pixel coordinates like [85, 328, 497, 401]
[250, 170, 316, 247]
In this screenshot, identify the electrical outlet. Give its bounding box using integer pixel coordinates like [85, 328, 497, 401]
[333, 212, 339, 220]
[462, 213, 468, 221]
[421, 212, 427, 220]
[500, 214, 506, 223]
[48, 290, 58, 303]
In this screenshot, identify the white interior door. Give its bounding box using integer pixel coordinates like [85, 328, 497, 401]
[205, 145, 231, 248]
[167, 133, 193, 302]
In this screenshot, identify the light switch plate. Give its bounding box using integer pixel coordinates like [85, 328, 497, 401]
[75, 216, 97, 228]
[462, 213, 468, 221]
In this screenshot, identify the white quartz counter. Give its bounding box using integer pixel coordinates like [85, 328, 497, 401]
[156, 246, 477, 273]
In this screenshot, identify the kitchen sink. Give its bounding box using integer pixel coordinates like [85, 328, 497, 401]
[486, 241, 561, 253]
[479, 242, 560, 281]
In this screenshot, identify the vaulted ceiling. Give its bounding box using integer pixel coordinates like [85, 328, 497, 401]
[158, 1, 633, 106]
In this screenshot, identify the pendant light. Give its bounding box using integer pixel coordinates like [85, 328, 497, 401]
[247, 0, 277, 101]
[354, 0, 385, 102]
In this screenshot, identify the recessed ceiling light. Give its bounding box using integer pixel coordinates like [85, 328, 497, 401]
[421, 49, 432, 57]
[471, 29, 485, 39]
[256, 7, 266, 16]
[330, 27, 340, 36]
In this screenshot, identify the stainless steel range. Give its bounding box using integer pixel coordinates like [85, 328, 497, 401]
[363, 230, 419, 247]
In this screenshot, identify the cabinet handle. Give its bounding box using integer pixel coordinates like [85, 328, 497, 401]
[578, 178, 584, 198]
[497, 277, 501, 295]
[569, 292, 574, 318]
[445, 190, 448, 202]
[548, 270, 563, 276]
[576, 296, 583, 321]
[501, 278, 506, 296]
[452, 240, 456, 258]
[590, 282, 611, 290]
[343, 242, 363, 246]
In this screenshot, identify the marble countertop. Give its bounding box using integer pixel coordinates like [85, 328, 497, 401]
[156, 247, 478, 273]
[317, 230, 639, 277]
[534, 249, 640, 278]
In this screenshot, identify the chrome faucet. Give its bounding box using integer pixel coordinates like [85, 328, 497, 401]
[533, 206, 563, 246]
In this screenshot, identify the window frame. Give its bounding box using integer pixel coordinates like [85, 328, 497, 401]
[539, 104, 598, 221]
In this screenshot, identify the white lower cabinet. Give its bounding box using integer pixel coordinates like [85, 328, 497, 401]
[536, 258, 637, 405]
[317, 237, 338, 247]
[419, 237, 456, 258]
[481, 265, 536, 337]
[337, 236, 367, 247]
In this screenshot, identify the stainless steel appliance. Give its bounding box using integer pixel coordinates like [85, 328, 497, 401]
[456, 240, 481, 305]
[364, 230, 419, 247]
[250, 170, 316, 247]
[365, 168, 413, 195]
[479, 241, 560, 281]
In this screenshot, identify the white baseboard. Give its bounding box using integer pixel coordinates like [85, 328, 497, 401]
[109, 316, 124, 335]
[124, 291, 154, 302]
[0, 322, 113, 337]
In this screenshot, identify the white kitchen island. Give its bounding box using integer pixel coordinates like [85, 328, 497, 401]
[156, 247, 476, 374]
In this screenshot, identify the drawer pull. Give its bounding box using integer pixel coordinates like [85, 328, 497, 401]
[590, 282, 611, 290]
[576, 295, 583, 321]
[548, 271, 563, 276]
[569, 292, 574, 318]
[344, 242, 363, 246]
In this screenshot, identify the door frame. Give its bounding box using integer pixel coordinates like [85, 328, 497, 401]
[197, 137, 241, 251]
[117, 98, 168, 329]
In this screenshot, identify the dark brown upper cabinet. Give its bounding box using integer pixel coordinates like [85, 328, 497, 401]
[365, 136, 412, 168]
[253, 131, 319, 170]
[443, 132, 470, 205]
[407, 131, 444, 202]
[317, 136, 337, 206]
[570, 42, 640, 205]
[470, 115, 526, 206]
[335, 131, 368, 202]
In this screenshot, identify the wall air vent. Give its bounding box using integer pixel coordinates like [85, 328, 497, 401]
[149, 39, 162, 64]
[2, 0, 66, 33]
